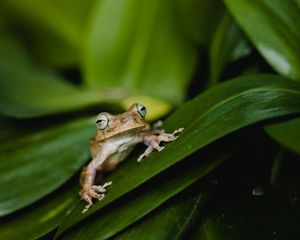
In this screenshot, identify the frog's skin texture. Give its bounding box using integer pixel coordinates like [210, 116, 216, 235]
[79, 103, 183, 213]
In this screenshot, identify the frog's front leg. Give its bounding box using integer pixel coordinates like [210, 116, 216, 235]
[79, 143, 112, 213]
[79, 162, 112, 213]
[137, 127, 184, 162]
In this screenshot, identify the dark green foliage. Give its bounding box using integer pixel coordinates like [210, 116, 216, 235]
[0, 0, 300, 239]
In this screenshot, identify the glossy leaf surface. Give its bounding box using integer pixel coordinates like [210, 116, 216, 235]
[225, 0, 300, 80]
[57, 74, 300, 234]
[58, 153, 225, 239]
[0, 118, 94, 216]
[115, 192, 207, 240]
[0, 183, 77, 240]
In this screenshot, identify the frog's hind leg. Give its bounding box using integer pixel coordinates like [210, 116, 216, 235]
[79, 163, 98, 213]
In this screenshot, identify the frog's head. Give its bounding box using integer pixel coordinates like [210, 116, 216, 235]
[95, 103, 148, 140]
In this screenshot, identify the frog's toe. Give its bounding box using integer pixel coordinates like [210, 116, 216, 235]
[173, 127, 184, 134]
[91, 185, 105, 193]
[171, 135, 180, 141]
[80, 187, 102, 203]
[82, 203, 92, 213]
[91, 181, 112, 193]
[80, 192, 93, 213]
[89, 189, 100, 199]
[89, 191, 104, 201]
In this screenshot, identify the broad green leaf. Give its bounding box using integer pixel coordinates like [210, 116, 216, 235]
[225, 0, 300, 80]
[209, 12, 251, 86]
[115, 192, 208, 240]
[57, 152, 225, 239]
[0, 182, 77, 240]
[265, 117, 300, 156]
[174, 0, 224, 45]
[0, 39, 112, 118]
[1, 0, 93, 66]
[57, 74, 300, 234]
[0, 117, 94, 216]
[83, 0, 198, 103]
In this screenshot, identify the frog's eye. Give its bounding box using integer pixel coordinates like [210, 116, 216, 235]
[96, 114, 109, 130]
[136, 103, 146, 118]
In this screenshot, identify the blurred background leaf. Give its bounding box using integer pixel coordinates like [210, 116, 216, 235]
[1, 0, 94, 67]
[174, 0, 224, 45]
[208, 11, 251, 86]
[83, 0, 198, 104]
[0, 38, 112, 118]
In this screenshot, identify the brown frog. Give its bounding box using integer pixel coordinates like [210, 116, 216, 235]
[79, 103, 183, 213]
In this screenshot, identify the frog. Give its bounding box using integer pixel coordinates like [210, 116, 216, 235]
[79, 103, 183, 213]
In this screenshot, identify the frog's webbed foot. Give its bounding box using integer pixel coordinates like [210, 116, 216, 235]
[172, 128, 184, 135]
[137, 127, 184, 162]
[80, 181, 112, 213]
[79, 188, 100, 213]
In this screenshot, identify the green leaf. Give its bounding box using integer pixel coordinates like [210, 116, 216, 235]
[115, 192, 208, 240]
[57, 74, 300, 234]
[57, 152, 225, 239]
[0, 117, 94, 216]
[224, 0, 300, 80]
[1, 0, 93, 66]
[265, 117, 300, 156]
[174, 0, 224, 45]
[0, 182, 77, 240]
[209, 11, 251, 86]
[0, 39, 112, 118]
[83, 0, 198, 103]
